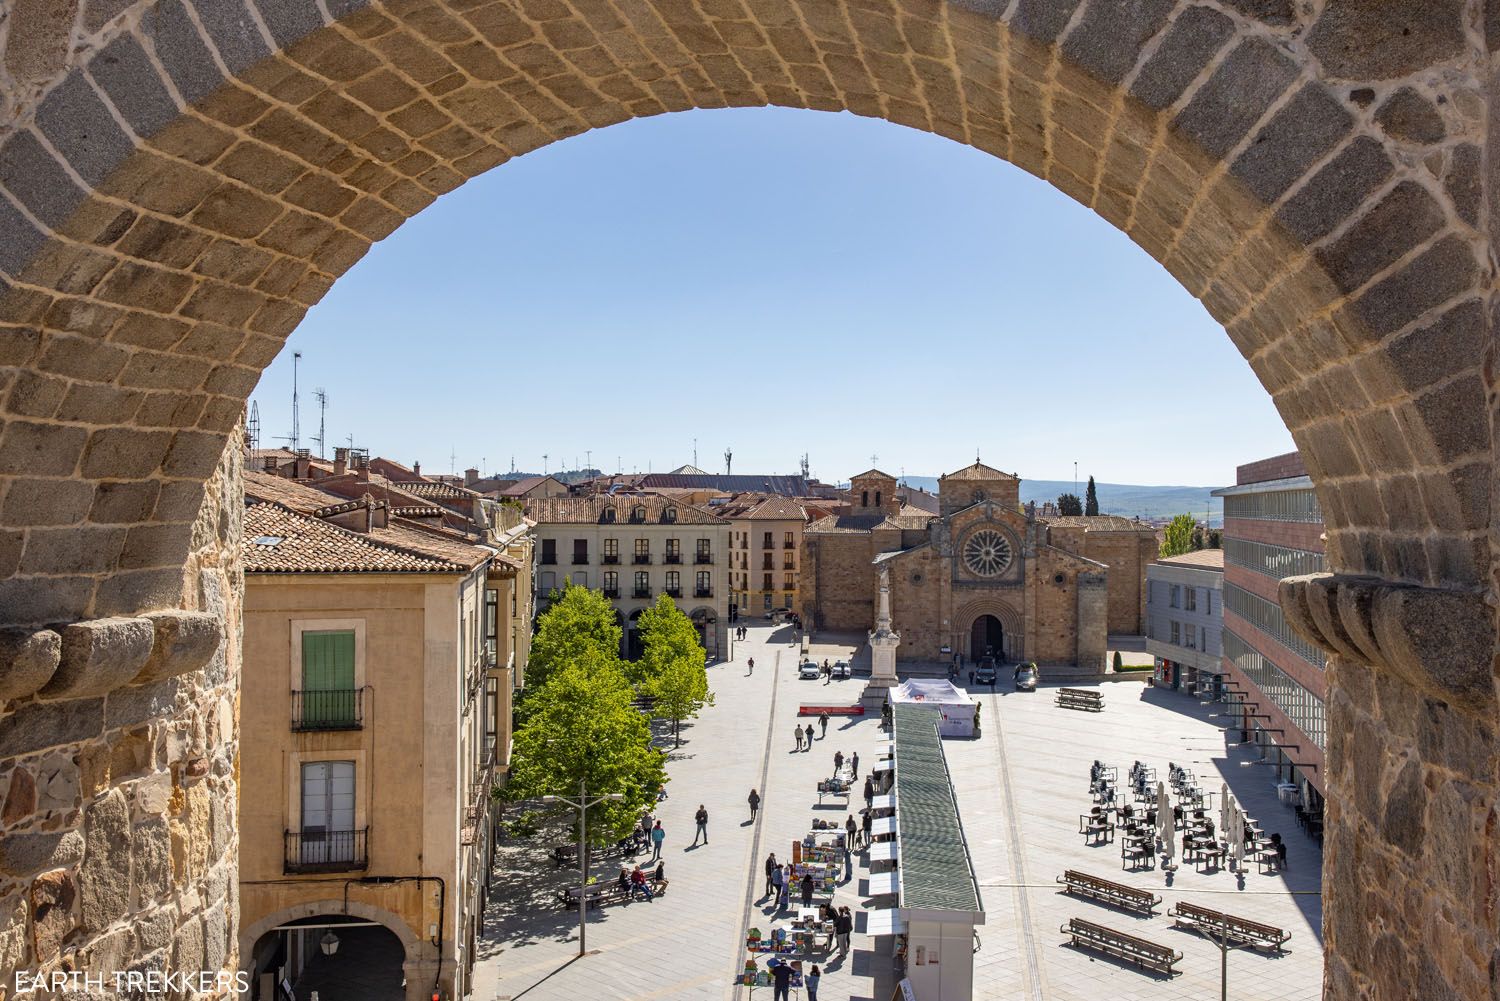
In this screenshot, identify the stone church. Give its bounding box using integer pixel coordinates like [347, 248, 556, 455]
[799, 464, 1158, 668]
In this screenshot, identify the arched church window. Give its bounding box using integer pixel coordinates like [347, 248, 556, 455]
[862, 491, 869, 507]
[876, 491, 882, 508]
[973, 489, 986, 502]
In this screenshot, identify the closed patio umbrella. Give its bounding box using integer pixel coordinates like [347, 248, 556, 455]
[1161, 809, 1177, 870]
[1219, 782, 1230, 833]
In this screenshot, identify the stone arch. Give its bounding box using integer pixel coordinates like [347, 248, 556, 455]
[0, 3, 1495, 999]
[239, 897, 421, 962]
[952, 595, 1024, 661]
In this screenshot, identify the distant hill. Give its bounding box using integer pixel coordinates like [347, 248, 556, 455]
[897, 476, 1223, 525]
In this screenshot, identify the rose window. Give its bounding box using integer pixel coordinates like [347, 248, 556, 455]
[963, 529, 1013, 577]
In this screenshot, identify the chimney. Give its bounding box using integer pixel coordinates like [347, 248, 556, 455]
[363, 494, 374, 533]
[333, 447, 348, 476]
[413, 460, 421, 477]
[465, 467, 479, 487]
[355, 452, 369, 482]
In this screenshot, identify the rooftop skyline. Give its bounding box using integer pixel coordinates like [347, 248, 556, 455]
[250, 106, 1295, 486]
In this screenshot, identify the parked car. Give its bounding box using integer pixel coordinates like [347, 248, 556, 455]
[831, 660, 851, 679]
[1014, 662, 1039, 691]
[973, 656, 997, 684]
[766, 606, 791, 621]
[798, 660, 822, 680]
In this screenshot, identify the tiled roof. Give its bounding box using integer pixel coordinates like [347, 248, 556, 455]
[244, 504, 477, 574]
[941, 461, 1018, 481]
[499, 475, 557, 496]
[375, 518, 495, 569]
[1045, 515, 1156, 532]
[400, 481, 479, 501]
[243, 470, 347, 512]
[805, 513, 886, 535]
[875, 513, 935, 531]
[849, 468, 897, 481]
[1156, 548, 1225, 569]
[524, 495, 724, 526]
[743, 496, 808, 521]
[635, 473, 813, 496]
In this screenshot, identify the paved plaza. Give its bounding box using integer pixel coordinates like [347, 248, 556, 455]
[473, 626, 1322, 1000]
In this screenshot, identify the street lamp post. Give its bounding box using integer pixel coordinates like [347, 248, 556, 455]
[542, 779, 624, 957]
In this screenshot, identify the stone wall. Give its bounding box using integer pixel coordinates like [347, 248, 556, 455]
[0, 436, 240, 992]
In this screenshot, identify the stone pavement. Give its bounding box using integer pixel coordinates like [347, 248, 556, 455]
[472, 629, 1322, 1000]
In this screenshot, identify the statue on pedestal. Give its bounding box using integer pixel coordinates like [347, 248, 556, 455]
[863, 566, 901, 707]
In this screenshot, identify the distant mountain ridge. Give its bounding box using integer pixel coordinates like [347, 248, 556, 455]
[897, 476, 1224, 525]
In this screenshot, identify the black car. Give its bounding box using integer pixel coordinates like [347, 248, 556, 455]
[973, 656, 997, 684]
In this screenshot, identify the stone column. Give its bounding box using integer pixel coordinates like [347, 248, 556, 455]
[1280, 575, 1498, 1001]
[862, 567, 901, 708]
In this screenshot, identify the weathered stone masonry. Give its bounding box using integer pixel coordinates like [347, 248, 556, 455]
[0, 2, 1497, 999]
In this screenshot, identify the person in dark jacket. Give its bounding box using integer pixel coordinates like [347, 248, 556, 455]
[748, 788, 761, 820]
[691, 804, 709, 846]
[800, 871, 815, 908]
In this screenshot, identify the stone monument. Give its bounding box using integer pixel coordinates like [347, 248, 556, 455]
[863, 566, 901, 707]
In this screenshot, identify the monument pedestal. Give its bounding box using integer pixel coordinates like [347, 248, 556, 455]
[863, 566, 901, 708]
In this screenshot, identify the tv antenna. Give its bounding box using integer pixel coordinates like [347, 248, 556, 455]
[284, 351, 302, 451]
[799, 453, 809, 479]
[693, 438, 698, 469]
[313, 388, 327, 459]
[586, 450, 592, 472]
[246, 400, 260, 454]
[542, 453, 549, 475]
[724, 447, 733, 475]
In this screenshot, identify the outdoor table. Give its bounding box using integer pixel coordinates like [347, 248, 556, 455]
[868, 841, 899, 862]
[866, 871, 899, 896]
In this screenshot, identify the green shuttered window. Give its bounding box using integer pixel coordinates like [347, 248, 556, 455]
[301, 630, 356, 727]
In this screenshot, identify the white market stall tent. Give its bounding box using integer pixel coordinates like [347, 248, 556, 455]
[888, 680, 979, 739]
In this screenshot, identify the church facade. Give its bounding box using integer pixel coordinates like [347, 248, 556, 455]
[799, 464, 1158, 669]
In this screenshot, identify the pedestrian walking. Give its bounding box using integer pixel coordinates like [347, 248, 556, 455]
[862, 810, 873, 847]
[748, 656, 755, 674]
[771, 863, 785, 904]
[863, 776, 874, 810]
[800, 871, 815, 908]
[691, 804, 708, 846]
[834, 750, 844, 773]
[748, 788, 761, 820]
[764, 853, 778, 897]
[845, 814, 857, 849]
[777, 868, 791, 911]
[836, 908, 852, 956]
[851, 751, 860, 778]
[819, 712, 829, 739]
[650, 820, 665, 862]
[806, 965, 821, 1001]
[794, 724, 804, 751]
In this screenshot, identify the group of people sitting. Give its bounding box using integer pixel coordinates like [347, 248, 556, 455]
[616, 861, 667, 902]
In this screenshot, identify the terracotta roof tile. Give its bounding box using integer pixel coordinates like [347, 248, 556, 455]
[244, 504, 477, 574]
[1155, 548, 1225, 569]
[941, 461, 1018, 481]
[1045, 515, 1156, 532]
[243, 470, 348, 512]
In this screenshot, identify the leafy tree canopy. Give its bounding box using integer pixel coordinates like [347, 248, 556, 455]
[1160, 514, 1196, 558]
[634, 595, 715, 746]
[504, 648, 664, 844]
[1057, 493, 1083, 517]
[526, 581, 622, 690]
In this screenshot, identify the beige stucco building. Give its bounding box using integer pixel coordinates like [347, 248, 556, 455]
[236, 472, 531, 1001]
[714, 494, 810, 618]
[800, 464, 1157, 669]
[525, 494, 730, 659]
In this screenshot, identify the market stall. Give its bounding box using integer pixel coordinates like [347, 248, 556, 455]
[888, 679, 980, 738]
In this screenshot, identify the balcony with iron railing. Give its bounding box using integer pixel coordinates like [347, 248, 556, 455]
[695, 553, 712, 564]
[633, 587, 652, 599]
[633, 554, 652, 565]
[291, 689, 364, 731]
[665, 587, 682, 598]
[284, 828, 369, 874]
[603, 588, 620, 599]
[572, 554, 590, 565]
[695, 587, 713, 598]
[784, 540, 795, 549]
[602, 554, 620, 564]
[540, 553, 557, 565]
[664, 553, 682, 564]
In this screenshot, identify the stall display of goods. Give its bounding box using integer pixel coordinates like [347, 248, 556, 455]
[791, 861, 840, 892]
[745, 927, 797, 955]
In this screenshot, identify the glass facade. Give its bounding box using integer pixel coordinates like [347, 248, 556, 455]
[1224, 629, 1326, 750]
[1224, 582, 1326, 668]
[1224, 538, 1326, 580]
[1222, 488, 1321, 523]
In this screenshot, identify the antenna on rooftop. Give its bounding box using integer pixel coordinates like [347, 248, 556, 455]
[289, 352, 302, 451]
[542, 453, 549, 475]
[313, 388, 328, 459]
[450, 447, 456, 474]
[586, 450, 592, 472]
[246, 400, 260, 455]
[693, 438, 698, 469]
[724, 447, 733, 476]
[799, 453, 809, 480]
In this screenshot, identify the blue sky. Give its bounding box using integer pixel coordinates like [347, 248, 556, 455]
[250, 106, 1293, 487]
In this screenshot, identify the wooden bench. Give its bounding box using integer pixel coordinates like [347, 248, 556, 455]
[1056, 688, 1104, 712]
[1055, 870, 1161, 915]
[1060, 917, 1180, 975]
[1168, 901, 1290, 952]
[799, 705, 865, 717]
[557, 878, 668, 909]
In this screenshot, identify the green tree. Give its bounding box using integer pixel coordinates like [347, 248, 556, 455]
[1112, 650, 1123, 672]
[1208, 528, 1223, 549]
[1057, 493, 1083, 516]
[635, 594, 715, 745]
[1085, 476, 1099, 516]
[525, 581, 622, 690]
[504, 648, 665, 845]
[1191, 525, 1205, 551]
[1160, 514, 1196, 558]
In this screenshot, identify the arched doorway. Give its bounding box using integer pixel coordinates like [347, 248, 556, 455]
[246, 916, 407, 1001]
[969, 614, 1003, 662]
[690, 607, 716, 659]
[0, 4, 1493, 999]
[626, 609, 646, 661]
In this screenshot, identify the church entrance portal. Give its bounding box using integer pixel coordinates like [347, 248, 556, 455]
[970, 615, 1004, 663]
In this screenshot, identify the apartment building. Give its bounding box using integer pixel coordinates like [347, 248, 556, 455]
[525, 495, 730, 659]
[1145, 549, 1224, 693]
[1212, 452, 1328, 804]
[237, 470, 533, 1001]
[713, 494, 809, 618]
